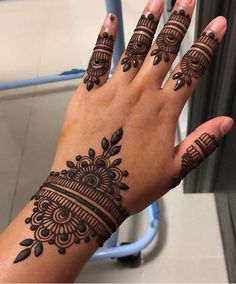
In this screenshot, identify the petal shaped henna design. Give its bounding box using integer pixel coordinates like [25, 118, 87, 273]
[172, 31, 219, 91]
[14, 128, 129, 263]
[84, 32, 114, 91]
[169, 132, 217, 189]
[121, 13, 158, 72]
[151, 9, 191, 65]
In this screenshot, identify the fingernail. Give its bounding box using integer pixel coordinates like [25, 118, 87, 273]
[220, 118, 234, 135]
[109, 13, 116, 22]
[177, 0, 194, 7]
[206, 16, 227, 40]
[145, 0, 163, 17]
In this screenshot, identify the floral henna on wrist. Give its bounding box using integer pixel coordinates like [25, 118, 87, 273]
[169, 132, 217, 189]
[84, 32, 114, 91]
[151, 9, 190, 65]
[121, 13, 158, 72]
[172, 31, 219, 91]
[14, 128, 129, 263]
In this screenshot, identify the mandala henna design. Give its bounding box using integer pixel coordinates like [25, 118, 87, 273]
[14, 128, 129, 263]
[172, 31, 219, 91]
[84, 32, 114, 91]
[151, 9, 190, 65]
[121, 13, 158, 72]
[169, 132, 217, 189]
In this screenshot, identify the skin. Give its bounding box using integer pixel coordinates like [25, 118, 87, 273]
[0, 0, 233, 282]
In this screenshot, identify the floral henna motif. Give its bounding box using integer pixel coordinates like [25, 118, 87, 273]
[169, 132, 217, 189]
[14, 128, 129, 263]
[84, 32, 114, 91]
[121, 13, 158, 72]
[172, 31, 219, 91]
[151, 9, 191, 65]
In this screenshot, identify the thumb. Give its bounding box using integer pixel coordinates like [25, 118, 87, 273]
[170, 116, 233, 189]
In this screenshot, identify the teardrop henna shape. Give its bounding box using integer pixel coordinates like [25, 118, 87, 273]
[151, 9, 191, 65]
[14, 128, 129, 263]
[84, 32, 114, 91]
[122, 13, 158, 72]
[172, 31, 219, 91]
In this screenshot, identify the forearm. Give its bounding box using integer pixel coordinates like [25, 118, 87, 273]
[0, 201, 98, 283]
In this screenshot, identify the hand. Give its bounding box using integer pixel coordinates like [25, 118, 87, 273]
[52, 0, 231, 217]
[1, 0, 233, 281]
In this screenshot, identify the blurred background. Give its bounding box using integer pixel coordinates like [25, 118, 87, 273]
[0, 0, 235, 282]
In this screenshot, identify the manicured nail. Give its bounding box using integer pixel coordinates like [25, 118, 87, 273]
[220, 118, 234, 136]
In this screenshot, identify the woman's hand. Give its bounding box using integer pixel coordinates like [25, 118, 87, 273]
[0, 0, 233, 282]
[52, 0, 231, 217]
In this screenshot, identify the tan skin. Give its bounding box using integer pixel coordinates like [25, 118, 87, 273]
[0, 0, 233, 282]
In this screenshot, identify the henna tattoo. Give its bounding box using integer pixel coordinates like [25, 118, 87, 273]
[151, 9, 191, 65]
[14, 128, 129, 263]
[172, 31, 219, 91]
[121, 13, 158, 72]
[169, 132, 217, 189]
[84, 32, 114, 91]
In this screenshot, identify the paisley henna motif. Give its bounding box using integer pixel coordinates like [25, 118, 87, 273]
[172, 31, 219, 90]
[122, 13, 158, 72]
[151, 9, 191, 65]
[14, 128, 129, 263]
[170, 133, 217, 189]
[84, 32, 114, 91]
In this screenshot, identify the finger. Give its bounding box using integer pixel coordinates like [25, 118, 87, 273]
[169, 116, 233, 189]
[111, 0, 163, 85]
[134, 0, 195, 89]
[82, 13, 118, 92]
[163, 16, 227, 106]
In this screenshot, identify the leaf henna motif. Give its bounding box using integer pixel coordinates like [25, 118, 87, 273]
[151, 9, 191, 65]
[122, 13, 158, 72]
[172, 31, 219, 91]
[84, 32, 114, 91]
[14, 128, 129, 263]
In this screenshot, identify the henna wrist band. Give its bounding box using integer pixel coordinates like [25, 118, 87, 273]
[14, 128, 129, 263]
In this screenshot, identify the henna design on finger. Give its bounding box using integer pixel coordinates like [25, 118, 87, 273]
[172, 31, 219, 91]
[151, 10, 190, 65]
[84, 32, 114, 91]
[169, 132, 217, 189]
[121, 13, 158, 72]
[14, 128, 129, 263]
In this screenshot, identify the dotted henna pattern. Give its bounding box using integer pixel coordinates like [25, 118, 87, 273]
[121, 13, 158, 72]
[84, 32, 114, 91]
[169, 132, 217, 189]
[172, 31, 219, 91]
[151, 9, 191, 65]
[14, 128, 129, 263]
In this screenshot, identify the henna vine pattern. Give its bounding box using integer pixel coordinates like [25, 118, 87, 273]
[172, 31, 219, 91]
[169, 132, 217, 189]
[14, 128, 129, 263]
[84, 31, 114, 91]
[151, 9, 191, 65]
[121, 13, 158, 72]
